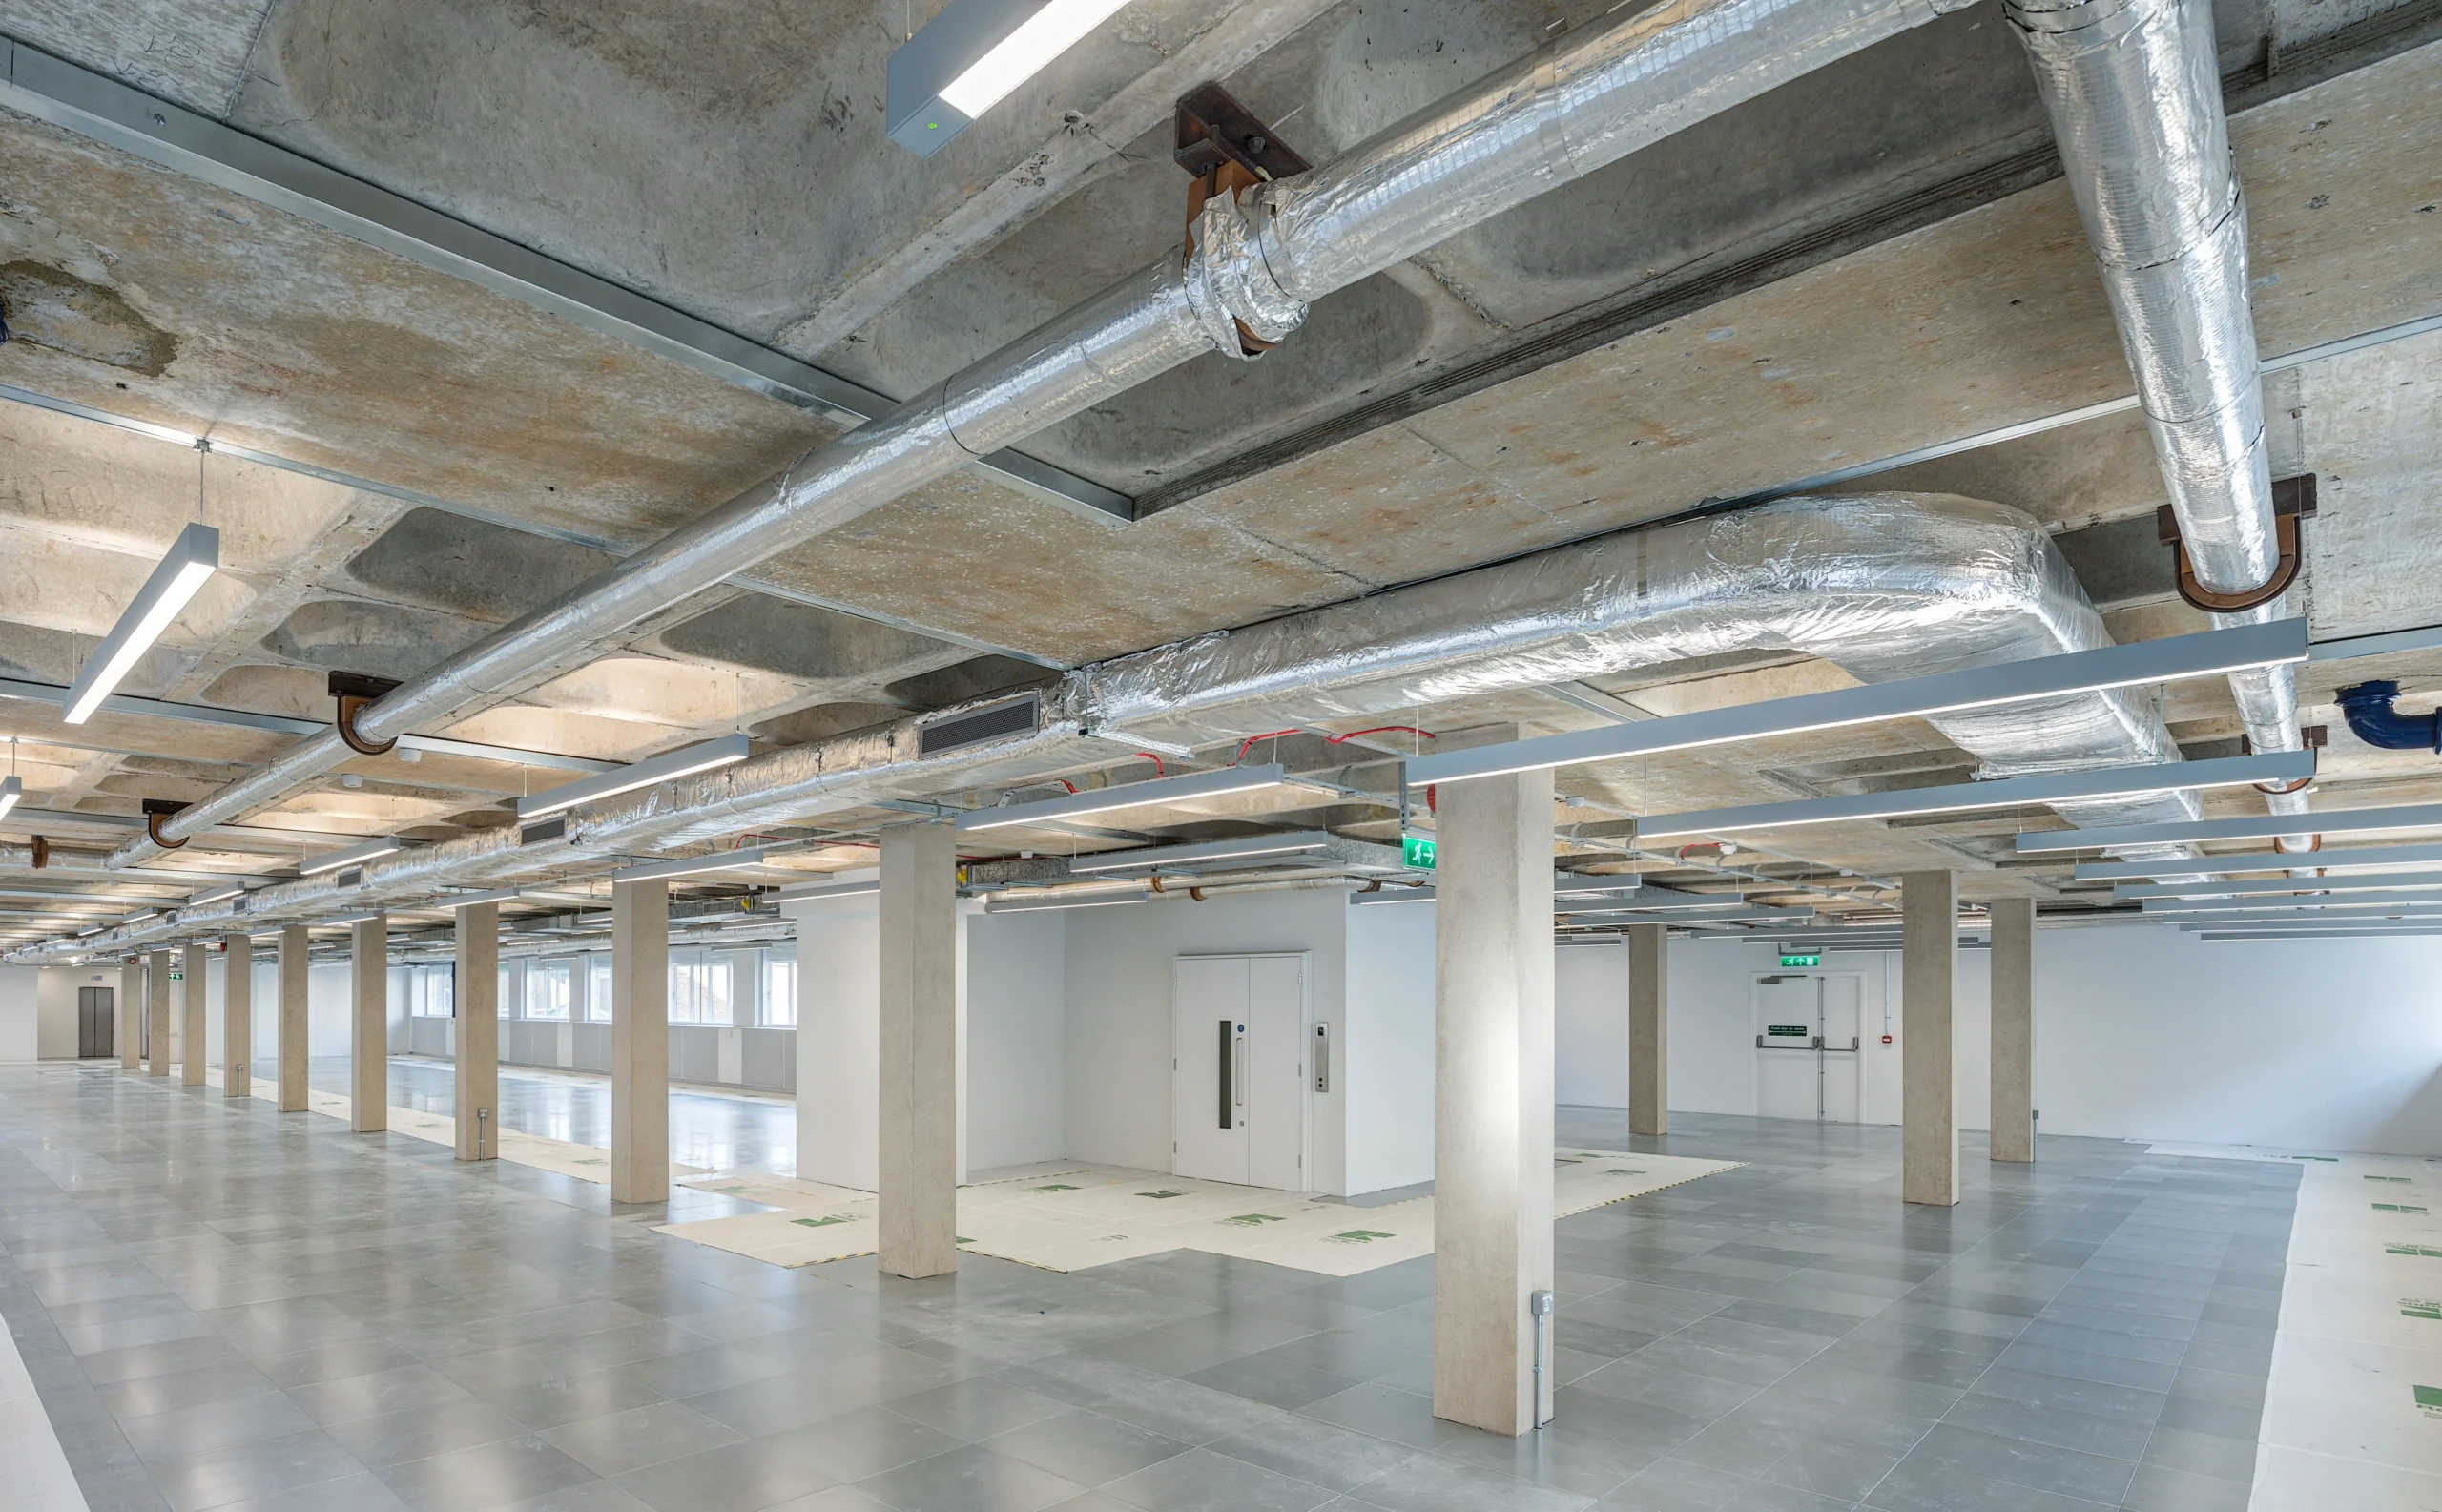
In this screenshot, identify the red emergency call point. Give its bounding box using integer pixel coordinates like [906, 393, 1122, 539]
[1881, 1034, 1894, 1044]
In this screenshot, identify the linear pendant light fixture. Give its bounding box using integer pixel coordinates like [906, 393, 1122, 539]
[515, 734, 750, 820]
[0, 775, 18, 820]
[887, 0, 1134, 156]
[2018, 799, 2442, 855]
[2116, 870, 2442, 901]
[63, 523, 218, 724]
[2073, 840, 2442, 880]
[611, 848, 766, 886]
[1066, 831, 1335, 874]
[298, 835, 403, 877]
[958, 764, 1289, 833]
[1633, 752, 2313, 841]
[1407, 619, 2307, 787]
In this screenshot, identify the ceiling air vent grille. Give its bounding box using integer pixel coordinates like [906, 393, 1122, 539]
[920, 694, 1039, 757]
[520, 816, 569, 847]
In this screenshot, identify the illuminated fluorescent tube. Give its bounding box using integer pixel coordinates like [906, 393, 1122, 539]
[0, 775, 18, 819]
[957, 765, 1288, 833]
[63, 524, 218, 724]
[612, 849, 767, 886]
[1067, 831, 1332, 873]
[515, 735, 750, 820]
[887, 0, 1134, 156]
[299, 836, 403, 877]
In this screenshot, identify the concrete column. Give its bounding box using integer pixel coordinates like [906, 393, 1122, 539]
[180, 941, 206, 1085]
[455, 902, 499, 1161]
[1433, 767, 1557, 1437]
[610, 880, 669, 1204]
[278, 924, 309, 1112]
[118, 962, 141, 1069]
[879, 822, 959, 1280]
[1901, 871, 1958, 1206]
[222, 934, 252, 1099]
[1990, 896, 2036, 1164]
[1627, 922, 1667, 1138]
[350, 915, 387, 1132]
[146, 949, 171, 1074]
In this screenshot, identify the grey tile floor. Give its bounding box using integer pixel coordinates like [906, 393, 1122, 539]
[0, 1062, 2292, 1511]
[324, 1057, 797, 1177]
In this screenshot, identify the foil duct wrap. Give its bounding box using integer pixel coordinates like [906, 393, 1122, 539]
[1086, 493, 2195, 831]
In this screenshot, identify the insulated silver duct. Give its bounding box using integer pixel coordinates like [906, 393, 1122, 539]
[112, 0, 1968, 867]
[2006, 0, 2313, 840]
[25, 492, 2179, 962]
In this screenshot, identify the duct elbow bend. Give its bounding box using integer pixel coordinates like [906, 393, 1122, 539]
[2337, 680, 2442, 754]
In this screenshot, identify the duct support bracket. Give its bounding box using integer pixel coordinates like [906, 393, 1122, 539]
[1175, 83, 1310, 357]
[27, 836, 46, 869]
[2157, 475, 2317, 613]
[141, 798, 189, 851]
[328, 672, 404, 756]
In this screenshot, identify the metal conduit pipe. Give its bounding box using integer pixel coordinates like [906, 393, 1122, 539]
[25, 493, 2189, 961]
[2005, 0, 2316, 847]
[111, 0, 1969, 868]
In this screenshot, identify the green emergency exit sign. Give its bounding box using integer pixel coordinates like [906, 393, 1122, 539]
[1402, 836, 1436, 870]
[1779, 955, 1820, 968]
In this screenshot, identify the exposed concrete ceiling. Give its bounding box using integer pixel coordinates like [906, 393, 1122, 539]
[0, 0, 2438, 943]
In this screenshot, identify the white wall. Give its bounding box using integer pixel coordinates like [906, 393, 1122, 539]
[35, 966, 111, 1059]
[308, 962, 353, 1054]
[0, 966, 36, 1062]
[1555, 942, 1629, 1107]
[1064, 889, 1350, 1183]
[788, 895, 882, 1190]
[967, 909, 1066, 1170]
[1343, 900, 1437, 1193]
[1555, 926, 2442, 1157]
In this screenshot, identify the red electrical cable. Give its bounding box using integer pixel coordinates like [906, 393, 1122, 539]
[1131, 752, 1165, 777]
[1232, 729, 1301, 765]
[1325, 725, 1437, 744]
[1058, 779, 1078, 794]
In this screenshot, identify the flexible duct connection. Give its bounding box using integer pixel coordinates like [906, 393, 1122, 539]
[2336, 682, 2442, 754]
[111, 0, 1969, 868]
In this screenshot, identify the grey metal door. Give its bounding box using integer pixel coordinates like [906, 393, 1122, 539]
[78, 986, 114, 1058]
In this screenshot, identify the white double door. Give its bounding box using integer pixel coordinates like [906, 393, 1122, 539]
[1753, 971, 1866, 1123]
[1172, 954, 1309, 1191]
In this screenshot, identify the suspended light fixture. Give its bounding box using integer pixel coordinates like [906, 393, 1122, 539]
[957, 764, 1289, 832]
[514, 735, 751, 820]
[887, 0, 1136, 156]
[0, 774, 18, 821]
[62, 523, 219, 724]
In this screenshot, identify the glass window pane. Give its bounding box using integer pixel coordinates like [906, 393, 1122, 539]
[498, 963, 514, 1018]
[762, 954, 797, 1027]
[525, 959, 571, 1021]
[588, 956, 611, 1023]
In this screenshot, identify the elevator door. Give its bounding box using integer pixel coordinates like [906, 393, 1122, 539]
[77, 986, 114, 1059]
[1171, 954, 1309, 1191]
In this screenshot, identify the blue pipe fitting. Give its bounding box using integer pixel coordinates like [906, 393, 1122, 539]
[2336, 680, 2442, 753]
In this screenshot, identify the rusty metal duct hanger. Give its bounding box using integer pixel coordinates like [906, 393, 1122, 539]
[107, 0, 1974, 870]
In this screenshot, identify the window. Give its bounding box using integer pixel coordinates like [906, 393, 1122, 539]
[498, 963, 513, 1018]
[761, 949, 797, 1027]
[670, 948, 733, 1025]
[525, 959, 573, 1021]
[408, 963, 455, 1017]
[587, 955, 612, 1023]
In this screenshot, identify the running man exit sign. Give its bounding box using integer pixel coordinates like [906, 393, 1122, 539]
[1402, 836, 1436, 869]
[1779, 954, 1820, 967]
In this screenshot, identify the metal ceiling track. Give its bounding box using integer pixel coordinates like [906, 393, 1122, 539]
[0, 32, 1132, 527]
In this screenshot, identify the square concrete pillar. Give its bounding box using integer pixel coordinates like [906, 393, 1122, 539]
[1627, 922, 1667, 1138]
[147, 950, 173, 1074]
[351, 915, 388, 1132]
[611, 879, 669, 1204]
[222, 933, 252, 1099]
[1901, 871, 1957, 1206]
[1990, 897, 2036, 1164]
[278, 924, 309, 1112]
[1433, 767, 1557, 1437]
[180, 941, 207, 1086]
[118, 962, 141, 1069]
[455, 902, 500, 1161]
[879, 822, 959, 1280]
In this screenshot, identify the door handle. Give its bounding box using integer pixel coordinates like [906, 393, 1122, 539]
[1233, 1030, 1247, 1111]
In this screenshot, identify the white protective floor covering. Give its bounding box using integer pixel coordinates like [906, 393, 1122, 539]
[654, 1149, 1741, 1276]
